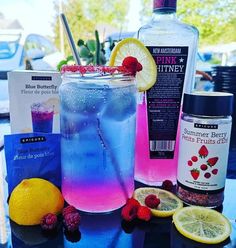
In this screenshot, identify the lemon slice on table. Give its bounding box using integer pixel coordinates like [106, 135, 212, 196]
[173, 206, 232, 244]
[133, 187, 183, 217]
[109, 38, 157, 92]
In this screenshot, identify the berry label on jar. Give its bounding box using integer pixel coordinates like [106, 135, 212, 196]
[177, 120, 232, 193]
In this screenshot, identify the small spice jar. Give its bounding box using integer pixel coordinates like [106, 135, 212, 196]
[177, 92, 234, 208]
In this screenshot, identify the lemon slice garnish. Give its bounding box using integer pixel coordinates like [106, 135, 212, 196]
[109, 38, 157, 92]
[173, 206, 232, 244]
[133, 187, 183, 217]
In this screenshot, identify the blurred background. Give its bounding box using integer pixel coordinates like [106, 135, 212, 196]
[1, 0, 236, 66]
[1, 0, 236, 110]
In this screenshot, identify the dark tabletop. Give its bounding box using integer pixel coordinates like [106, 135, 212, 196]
[0, 116, 236, 248]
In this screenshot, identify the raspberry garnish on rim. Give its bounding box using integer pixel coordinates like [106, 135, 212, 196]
[60, 64, 134, 76]
[122, 56, 143, 76]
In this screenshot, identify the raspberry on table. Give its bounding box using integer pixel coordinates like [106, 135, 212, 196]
[121, 204, 139, 222]
[62, 205, 77, 217]
[162, 180, 174, 192]
[126, 198, 140, 208]
[40, 213, 58, 231]
[137, 206, 152, 221]
[63, 212, 81, 232]
[145, 194, 160, 208]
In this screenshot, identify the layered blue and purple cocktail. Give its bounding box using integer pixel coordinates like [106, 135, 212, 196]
[60, 65, 137, 213]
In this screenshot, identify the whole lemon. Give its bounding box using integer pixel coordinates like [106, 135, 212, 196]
[9, 178, 64, 225]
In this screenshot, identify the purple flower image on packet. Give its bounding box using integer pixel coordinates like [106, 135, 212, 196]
[4, 133, 61, 195]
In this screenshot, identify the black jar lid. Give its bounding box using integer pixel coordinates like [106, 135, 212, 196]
[183, 92, 234, 116]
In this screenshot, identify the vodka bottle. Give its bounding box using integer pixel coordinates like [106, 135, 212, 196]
[135, 0, 199, 185]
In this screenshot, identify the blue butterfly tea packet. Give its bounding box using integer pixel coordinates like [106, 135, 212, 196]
[4, 133, 61, 194]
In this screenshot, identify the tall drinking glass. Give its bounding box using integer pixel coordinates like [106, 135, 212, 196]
[60, 68, 137, 213]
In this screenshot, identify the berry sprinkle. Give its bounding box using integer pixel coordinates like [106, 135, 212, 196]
[61, 65, 129, 75]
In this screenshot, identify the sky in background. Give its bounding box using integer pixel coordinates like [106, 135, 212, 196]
[0, 0, 142, 37]
[0, 0, 55, 36]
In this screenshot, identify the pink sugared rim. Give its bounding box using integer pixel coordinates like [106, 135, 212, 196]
[61, 65, 130, 76]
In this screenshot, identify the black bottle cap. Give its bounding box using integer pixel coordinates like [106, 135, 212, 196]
[153, 0, 177, 12]
[183, 92, 234, 116]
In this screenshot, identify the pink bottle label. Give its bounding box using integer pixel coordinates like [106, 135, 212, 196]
[146, 46, 188, 159]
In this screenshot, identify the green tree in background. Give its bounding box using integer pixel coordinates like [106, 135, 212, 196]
[140, 0, 236, 46]
[53, 0, 129, 56]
